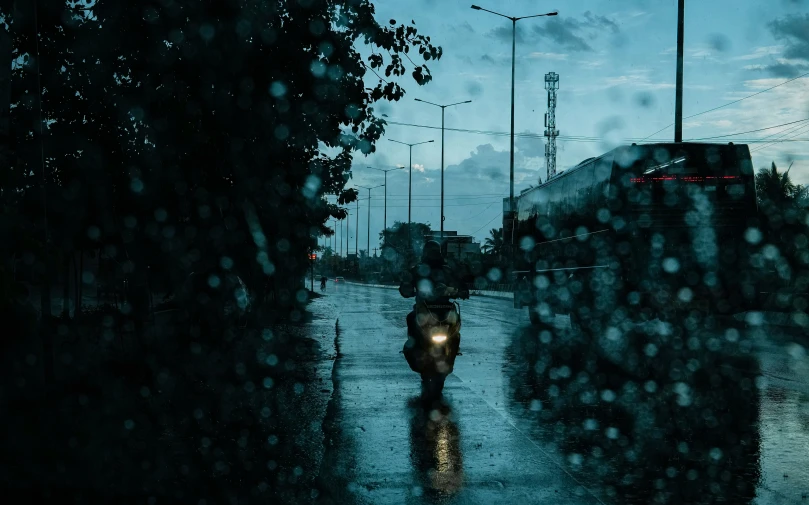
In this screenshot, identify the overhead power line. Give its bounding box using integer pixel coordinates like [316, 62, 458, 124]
[687, 117, 809, 141]
[471, 213, 503, 235]
[640, 70, 809, 141]
[752, 123, 809, 154]
[385, 119, 809, 144]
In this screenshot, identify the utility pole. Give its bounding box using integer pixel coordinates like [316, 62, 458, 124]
[388, 139, 434, 259]
[368, 166, 406, 248]
[356, 184, 383, 269]
[674, 0, 684, 143]
[471, 5, 557, 274]
[414, 99, 472, 243]
[544, 72, 560, 182]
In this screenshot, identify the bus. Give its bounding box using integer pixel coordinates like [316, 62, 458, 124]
[513, 142, 760, 328]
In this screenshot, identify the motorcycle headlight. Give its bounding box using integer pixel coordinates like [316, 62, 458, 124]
[431, 335, 447, 343]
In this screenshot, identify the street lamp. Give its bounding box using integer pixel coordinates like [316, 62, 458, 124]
[368, 165, 406, 247]
[471, 5, 557, 268]
[388, 138, 434, 256]
[414, 99, 472, 242]
[356, 184, 384, 260]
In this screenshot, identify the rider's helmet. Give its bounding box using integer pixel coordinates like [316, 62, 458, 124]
[421, 240, 444, 267]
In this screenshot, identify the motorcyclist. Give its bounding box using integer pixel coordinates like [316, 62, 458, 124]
[320, 276, 327, 290]
[399, 240, 469, 353]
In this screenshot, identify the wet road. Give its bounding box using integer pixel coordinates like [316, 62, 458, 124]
[312, 282, 809, 505]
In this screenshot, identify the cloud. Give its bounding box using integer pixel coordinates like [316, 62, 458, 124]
[465, 80, 484, 97]
[689, 76, 809, 182]
[443, 143, 544, 185]
[596, 116, 625, 136]
[759, 61, 809, 77]
[582, 11, 620, 34]
[527, 51, 568, 61]
[767, 14, 809, 76]
[532, 18, 592, 52]
[516, 134, 545, 158]
[489, 25, 528, 44]
[480, 54, 497, 65]
[487, 12, 620, 53]
[451, 21, 475, 34]
[733, 45, 783, 61]
[578, 59, 606, 69]
[595, 69, 713, 92]
[456, 54, 474, 65]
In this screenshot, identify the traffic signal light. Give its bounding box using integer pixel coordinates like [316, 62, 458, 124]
[309, 253, 317, 260]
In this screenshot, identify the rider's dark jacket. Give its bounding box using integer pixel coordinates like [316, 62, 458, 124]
[398, 261, 466, 303]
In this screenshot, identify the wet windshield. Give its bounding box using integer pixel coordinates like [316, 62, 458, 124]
[2, 1, 808, 504]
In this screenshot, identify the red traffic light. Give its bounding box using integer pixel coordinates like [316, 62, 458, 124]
[309, 254, 317, 260]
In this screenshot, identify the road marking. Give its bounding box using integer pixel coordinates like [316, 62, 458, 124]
[451, 373, 608, 505]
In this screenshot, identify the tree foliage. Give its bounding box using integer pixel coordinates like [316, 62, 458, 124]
[379, 220, 431, 258]
[482, 227, 503, 257]
[2, 0, 442, 321]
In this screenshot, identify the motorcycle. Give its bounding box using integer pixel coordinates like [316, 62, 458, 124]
[403, 284, 467, 397]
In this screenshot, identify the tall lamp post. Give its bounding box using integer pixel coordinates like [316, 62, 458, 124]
[471, 5, 557, 269]
[368, 165, 406, 247]
[414, 99, 472, 242]
[356, 184, 384, 260]
[345, 209, 350, 258]
[388, 138, 434, 257]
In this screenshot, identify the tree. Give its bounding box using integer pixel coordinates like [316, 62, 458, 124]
[755, 161, 797, 208]
[6, 0, 443, 328]
[482, 227, 504, 258]
[380, 221, 431, 259]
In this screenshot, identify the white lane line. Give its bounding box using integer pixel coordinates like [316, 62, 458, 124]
[451, 375, 608, 505]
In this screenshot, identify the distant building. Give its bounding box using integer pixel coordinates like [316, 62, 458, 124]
[426, 230, 481, 262]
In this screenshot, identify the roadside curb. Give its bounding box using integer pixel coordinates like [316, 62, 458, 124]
[345, 281, 398, 290]
[345, 281, 515, 300]
[472, 290, 514, 300]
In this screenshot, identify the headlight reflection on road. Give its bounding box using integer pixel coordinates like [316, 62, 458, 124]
[429, 416, 463, 494]
[409, 399, 465, 496]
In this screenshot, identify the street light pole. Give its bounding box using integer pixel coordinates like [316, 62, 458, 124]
[674, 0, 684, 143]
[356, 184, 384, 260]
[413, 99, 472, 242]
[368, 166, 407, 247]
[471, 5, 557, 270]
[388, 139, 434, 258]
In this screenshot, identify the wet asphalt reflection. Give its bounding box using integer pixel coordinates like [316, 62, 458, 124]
[313, 282, 809, 505]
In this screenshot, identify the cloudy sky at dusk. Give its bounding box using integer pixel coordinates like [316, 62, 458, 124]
[331, 0, 809, 253]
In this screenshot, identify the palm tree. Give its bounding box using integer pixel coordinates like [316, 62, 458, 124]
[794, 184, 809, 208]
[755, 161, 796, 207]
[482, 228, 504, 258]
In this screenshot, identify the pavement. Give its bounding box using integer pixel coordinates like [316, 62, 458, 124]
[311, 282, 809, 505]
